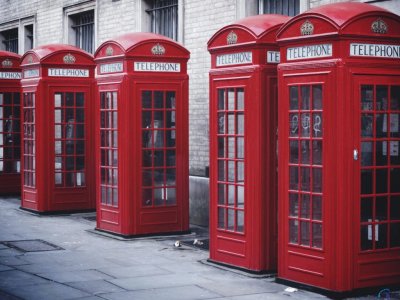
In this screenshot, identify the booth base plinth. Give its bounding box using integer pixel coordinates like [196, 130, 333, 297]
[206, 259, 277, 277]
[275, 277, 400, 299]
[19, 207, 96, 215]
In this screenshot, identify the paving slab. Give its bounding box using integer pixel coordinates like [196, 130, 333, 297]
[3, 282, 90, 300]
[66, 279, 126, 294]
[0, 264, 13, 272]
[98, 264, 171, 278]
[0, 256, 29, 266]
[0, 270, 49, 289]
[37, 269, 115, 283]
[100, 285, 223, 300]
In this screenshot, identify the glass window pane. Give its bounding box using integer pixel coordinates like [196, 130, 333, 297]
[218, 113, 225, 134]
[227, 114, 235, 134]
[237, 89, 244, 110]
[218, 89, 225, 110]
[227, 209, 235, 230]
[166, 188, 176, 205]
[390, 141, 400, 165]
[218, 184, 225, 205]
[237, 161, 244, 182]
[390, 114, 400, 138]
[289, 86, 298, 110]
[218, 207, 225, 229]
[228, 137, 235, 159]
[237, 186, 244, 208]
[300, 167, 310, 191]
[376, 85, 388, 111]
[312, 140, 322, 165]
[376, 114, 387, 138]
[237, 210, 244, 233]
[361, 198, 373, 222]
[143, 188, 152, 206]
[301, 86, 310, 110]
[376, 169, 387, 194]
[390, 223, 400, 248]
[289, 166, 298, 190]
[300, 221, 310, 246]
[361, 169, 373, 194]
[54, 93, 62, 107]
[361, 114, 373, 137]
[227, 161, 235, 182]
[289, 140, 298, 164]
[376, 141, 388, 166]
[154, 91, 163, 108]
[313, 168, 322, 193]
[289, 193, 299, 217]
[312, 195, 322, 220]
[289, 113, 299, 137]
[300, 194, 310, 219]
[312, 113, 322, 137]
[218, 137, 224, 158]
[376, 223, 388, 249]
[361, 225, 373, 250]
[228, 185, 235, 206]
[390, 168, 400, 193]
[218, 160, 225, 181]
[142, 91, 152, 108]
[390, 196, 400, 220]
[361, 85, 373, 111]
[300, 140, 310, 164]
[289, 219, 298, 244]
[237, 113, 244, 135]
[376, 197, 388, 221]
[228, 89, 235, 110]
[312, 223, 322, 248]
[313, 85, 322, 110]
[390, 85, 400, 110]
[300, 113, 310, 137]
[237, 137, 244, 159]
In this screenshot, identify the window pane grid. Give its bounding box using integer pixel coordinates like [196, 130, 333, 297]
[0, 93, 21, 174]
[100, 92, 118, 207]
[54, 92, 86, 188]
[2, 28, 18, 53]
[23, 93, 35, 187]
[288, 84, 323, 249]
[146, 0, 178, 41]
[360, 84, 400, 251]
[217, 88, 245, 233]
[142, 90, 177, 207]
[262, 0, 299, 16]
[72, 11, 94, 53]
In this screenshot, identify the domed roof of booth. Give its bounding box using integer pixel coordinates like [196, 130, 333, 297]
[20, 44, 94, 66]
[208, 14, 290, 50]
[277, 2, 400, 40]
[0, 50, 21, 60]
[94, 32, 190, 59]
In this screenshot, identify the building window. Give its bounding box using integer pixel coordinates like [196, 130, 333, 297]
[1, 28, 18, 53]
[70, 10, 94, 53]
[24, 24, 34, 52]
[259, 0, 299, 16]
[146, 0, 178, 41]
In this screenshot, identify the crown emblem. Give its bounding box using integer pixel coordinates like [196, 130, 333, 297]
[301, 20, 314, 36]
[371, 18, 388, 34]
[2, 59, 13, 68]
[151, 43, 165, 55]
[227, 31, 238, 45]
[27, 55, 33, 64]
[106, 46, 114, 56]
[63, 53, 76, 64]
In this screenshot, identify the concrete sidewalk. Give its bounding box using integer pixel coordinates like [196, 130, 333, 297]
[0, 197, 393, 300]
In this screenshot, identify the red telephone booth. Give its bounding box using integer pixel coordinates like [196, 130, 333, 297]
[0, 51, 22, 195]
[207, 15, 290, 272]
[94, 33, 190, 236]
[277, 2, 400, 294]
[20, 45, 96, 213]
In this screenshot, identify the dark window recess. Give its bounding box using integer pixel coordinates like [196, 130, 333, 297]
[261, 0, 299, 16]
[2, 28, 18, 53]
[71, 11, 94, 53]
[24, 24, 33, 51]
[146, 0, 178, 41]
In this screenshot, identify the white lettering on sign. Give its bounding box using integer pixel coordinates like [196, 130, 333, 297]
[287, 44, 333, 60]
[267, 51, 280, 63]
[48, 68, 89, 77]
[23, 69, 39, 78]
[216, 52, 252, 67]
[0, 72, 22, 79]
[134, 62, 181, 72]
[100, 62, 123, 74]
[350, 43, 400, 59]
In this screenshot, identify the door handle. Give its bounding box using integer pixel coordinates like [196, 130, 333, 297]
[353, 149, 358, 161]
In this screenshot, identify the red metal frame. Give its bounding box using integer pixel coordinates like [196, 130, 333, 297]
[277, 2, 400, 293]
[94, 33, 190, 236]
[208, 15, 290, 272]
[20, 44, 96, 213]
[0, 51, 22, 195]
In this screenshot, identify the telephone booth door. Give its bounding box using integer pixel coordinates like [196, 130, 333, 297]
[137, 83, 184, 232]
[50, 88, 90, 191]
[279, 73, 333, 288]
[0, 51, 22, 195]
[354, 76, 400, 287]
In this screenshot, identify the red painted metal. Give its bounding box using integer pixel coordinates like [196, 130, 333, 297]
[0, 51, 22, 195]
[94, 32, 190, 236]
[208, 14, 290, 272]
[20, 44, 96, 213]
[277, 2, 400, 293]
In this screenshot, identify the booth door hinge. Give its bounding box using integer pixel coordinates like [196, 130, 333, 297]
[353, 149, 358, 161]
